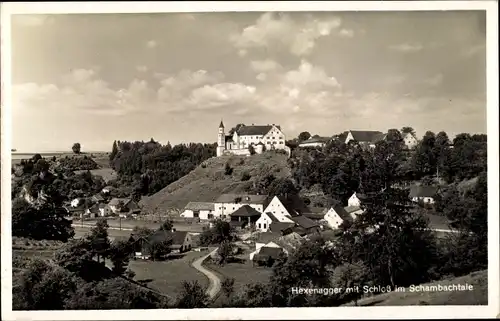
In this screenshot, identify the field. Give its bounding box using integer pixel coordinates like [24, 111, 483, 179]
[343, 269, 488, 306]
[128, 251, 209, 297]
[141, 152, 292, 215]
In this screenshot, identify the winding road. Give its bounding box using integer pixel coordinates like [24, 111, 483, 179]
[191, 248, 221, 300]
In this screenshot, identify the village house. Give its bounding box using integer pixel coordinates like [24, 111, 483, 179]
[91, 194, 105, 204]
[249, 232, 304, 262]
[213, 193, 268, 219]
[180, 202, 216, 220]
[70, 197, 84, 208]
[409, 185, 439, 204]
[324, 205, 357, 230]
[229, 205, 262, 228]
[402, 132, 419, 149]
[344, 130, 387, 148]
[216, 121, 290, 157]
[131, 229, 194, 259]
[256, 212, 294, 233]
[347, 192, 362, 207]
[298, 136, 331, 148]
[290, 215, 321, 236]
[101, 186, 115, 194]
[108, 198, 132, 214]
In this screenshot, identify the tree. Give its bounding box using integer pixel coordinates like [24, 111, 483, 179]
[400, 127, 416, 136]
[72, 143, 81, 154]
[148, 238, 172, 261]
[330, 262, 368, 306]
[110, 140, 119, 162]
[224, 162, 233, 175]
[13, 258, 77, 310]
[132, 226, 155, 239]
[298, 131, 311, 142]
[221, 277, 235, 299]
[216, 241, 234, 265]
[12, 199, 75, 242]
[85, 219, 111, 264]
[108, 239, 133, 276]
[338, 188, 438, 289]
[266, 178, 298, 197]
[411, 131, 437, 177]
[159, 219, 174, 232]
[198, 219, 234, 246]
[176, 280, 208, 308]
[248, 144, 256, 155]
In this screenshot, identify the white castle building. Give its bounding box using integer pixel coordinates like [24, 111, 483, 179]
[216, 121, 289, 157]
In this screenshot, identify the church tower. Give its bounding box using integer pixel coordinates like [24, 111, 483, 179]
[217, 120, 225, 157]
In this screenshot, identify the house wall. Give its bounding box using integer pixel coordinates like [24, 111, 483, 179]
[263, 197, 294, 222]
[262, 126, 286, 151]
[299, 142, 325, 148]
[256, 214, 273, 232]
[109, 205, 120, 214]
[213, 202, 264, 218]
[404, 133, 418, 149]
[324, 208, 344, 230]
[344, 132, 355, 144]
[348, 194, 361, 207]
[182, 234, 193, 251]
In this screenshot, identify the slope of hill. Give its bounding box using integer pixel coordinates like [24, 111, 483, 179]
[141, 153, 292, 215]
[343, 269, 488, 306]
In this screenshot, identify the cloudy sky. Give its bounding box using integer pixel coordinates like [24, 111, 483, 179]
[11, 10, 486, 152]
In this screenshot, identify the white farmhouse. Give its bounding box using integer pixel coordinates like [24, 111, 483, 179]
[298, 136, 331, 148]
[217, 121, 290, 157]
[402, 132, 419, 149]
[324, 205, 355, 230]
[347, 192, 362, 207]
[180, 202, 216, 220]
[344, 130, 386, 148]
[256, 196, 295, 232]
[213, 194, 268, 219]
[70, 198, 83, 208]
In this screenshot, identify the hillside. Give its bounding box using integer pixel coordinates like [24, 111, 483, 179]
[343, 270, 488, 306]
[141, 153, 292, 215]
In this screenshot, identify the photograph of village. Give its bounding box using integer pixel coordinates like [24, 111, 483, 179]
[5, 8, 492, 313]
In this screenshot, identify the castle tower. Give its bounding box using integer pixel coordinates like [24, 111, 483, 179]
[217, 120, 225, 157]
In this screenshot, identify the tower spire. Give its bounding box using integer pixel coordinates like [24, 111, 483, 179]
[219, 119, 224, 128]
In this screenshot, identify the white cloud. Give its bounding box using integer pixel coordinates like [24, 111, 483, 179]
[146, 40, 158, 48]
[256, 73, 267, 81]
[388, 43, 423, 53]
[339, 28, 355, 38]
[250, 59, 281, 73]
[230, 12, 342, 57]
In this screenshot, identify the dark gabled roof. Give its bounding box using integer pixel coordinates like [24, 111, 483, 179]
[277, 195, 314, 216]
[92, 194, 105, 201]
[409, 185, 439, 198]
[236, 125, 273, 136]
[269, 222, 296, 233]
[349, 130, 386, 143]
[329, 205, 353, 221]
[148, 229, 188, 246]
[108, 198, 131, 206]
[170, 231, 189, 245]
[215, 193, 268, 205]
[265, 212, 280, 223]
[255, 247, 283, 260]
[184, 202, 215, 211]
[254, 231, 282, 244]
[290, 215, 318, 229]
[219, 120, 224, 128]
[344, 205, 362, 214]
[230, 205, 262, 217]
[299, 137, 331, 145]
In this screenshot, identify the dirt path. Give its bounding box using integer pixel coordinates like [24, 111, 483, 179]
[191, 248, 221, 300]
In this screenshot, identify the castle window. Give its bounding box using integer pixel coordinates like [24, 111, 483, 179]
[279, 136, 283, 139]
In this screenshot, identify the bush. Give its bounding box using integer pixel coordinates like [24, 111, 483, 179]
[241, 172, 251, 181]
[224, 163, 233, 176]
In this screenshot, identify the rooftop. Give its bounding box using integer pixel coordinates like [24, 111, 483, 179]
[184, 201, 215, 211]
[409, 185, 439, 198]
[230, 205, 262, 217]
[215, 193, 268, 205]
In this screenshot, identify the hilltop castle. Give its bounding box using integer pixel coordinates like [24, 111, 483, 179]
[217, 121, 289, 157]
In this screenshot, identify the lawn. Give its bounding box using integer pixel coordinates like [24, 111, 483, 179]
[343, 269, 488, 306]
[81, 218, 206, 233]
[128, 251, 209, 298]
[205, 246, 273, 298]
